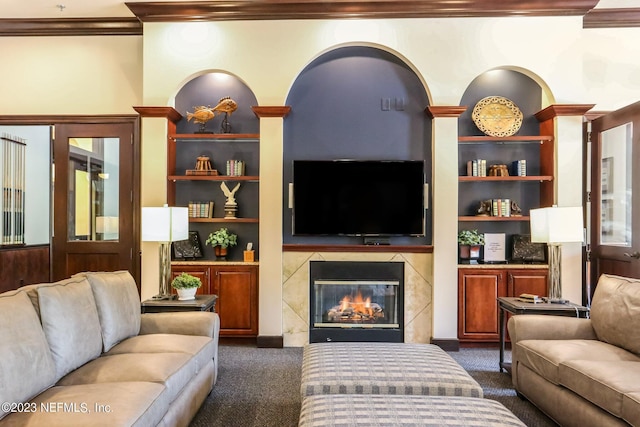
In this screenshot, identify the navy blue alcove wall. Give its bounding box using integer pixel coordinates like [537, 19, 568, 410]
[283, 46, 432, 245]
[458, 69, 544, 241]
[174, 73, 259, 135]
[173, 73, 260, 261]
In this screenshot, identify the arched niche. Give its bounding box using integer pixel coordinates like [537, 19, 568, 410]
[282, 45, 432, 246]
[174, 71, 259, 134]
[457, 67, 554, 239]
[171, 71, 260, 258]
[459, 68, 552, 137]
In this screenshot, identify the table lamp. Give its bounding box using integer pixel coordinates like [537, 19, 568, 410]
[530, 206, 584, 300]
[141, 205, 189, 300]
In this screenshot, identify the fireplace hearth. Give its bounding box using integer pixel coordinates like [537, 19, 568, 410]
[309, 261, 404, 343]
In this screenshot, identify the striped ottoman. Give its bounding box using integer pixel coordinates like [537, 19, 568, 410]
[301, 342, 483, 398]
[298, 395, 526, 427]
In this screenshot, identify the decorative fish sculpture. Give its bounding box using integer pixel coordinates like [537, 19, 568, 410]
[212, 97, 238, 115]
[186, 106, 215, 124]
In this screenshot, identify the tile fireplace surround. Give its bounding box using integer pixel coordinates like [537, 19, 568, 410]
[282, 251, 433, 347]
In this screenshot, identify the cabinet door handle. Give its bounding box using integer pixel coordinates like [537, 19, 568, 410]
[624, 251, 640, 259]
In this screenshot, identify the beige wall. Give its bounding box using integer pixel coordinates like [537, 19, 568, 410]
[2, 16, 639, 342]
[0, 36, 141, 115]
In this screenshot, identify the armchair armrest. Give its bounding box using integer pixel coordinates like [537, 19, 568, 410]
[140, 311, 220, 339]
[508, 314, 597, 344]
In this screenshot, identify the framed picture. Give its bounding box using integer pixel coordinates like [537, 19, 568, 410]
[172, 231, 203, 259]
[601, 157, 613, 194]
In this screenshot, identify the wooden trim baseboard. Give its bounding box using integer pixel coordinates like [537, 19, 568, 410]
[431, 339, 460, 352]
[256, 335, 284, 348]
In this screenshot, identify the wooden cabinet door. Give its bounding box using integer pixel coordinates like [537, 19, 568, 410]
[212, 265, 258, 337]
[171, 265, 211, 295]
[458, 269, 506, 342]
[508, 269, 548, 297]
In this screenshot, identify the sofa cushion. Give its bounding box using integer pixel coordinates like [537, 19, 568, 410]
[591, 274, 640, 356]
[58, 352, 196, 404]
[105, 334, 215, 374]
[0, 291, 57, 421]
[0, 382, 169, 427]
[623, 391, 640, 427]
[559, 360, 640, 418]
[37, 277, 103, 379]
[79, 271, 141, 352]
[515, 339, 639, 385]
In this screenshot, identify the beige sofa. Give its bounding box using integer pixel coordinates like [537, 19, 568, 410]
[0, 271, 220, 427]
[508, 274, 640, 426]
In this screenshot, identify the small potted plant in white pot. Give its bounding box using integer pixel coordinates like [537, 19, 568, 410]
[171, 272, 202, 300]
[205, 227, 238, 260]
[458, 229, 484, 263]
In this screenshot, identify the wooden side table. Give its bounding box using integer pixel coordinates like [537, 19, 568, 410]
[498, 296, 589, 373]
[141, 294, 218, 313]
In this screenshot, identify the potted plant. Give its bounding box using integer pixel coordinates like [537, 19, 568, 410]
[205, 227, 238, 260]
[171, 272, 202, 300]
[458, 229, 484, 263]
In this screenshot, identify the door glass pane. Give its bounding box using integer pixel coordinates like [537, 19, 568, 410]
[67, 137, 119, 241]
[600, 122, 632, 246]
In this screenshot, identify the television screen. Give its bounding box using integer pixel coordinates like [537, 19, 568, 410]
[293, 160, 425, 236]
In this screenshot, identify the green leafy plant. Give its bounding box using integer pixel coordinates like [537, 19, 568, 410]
[205, 227, 238, 249]
[171, 273, 202, 289]
[458, 229, 485, 245]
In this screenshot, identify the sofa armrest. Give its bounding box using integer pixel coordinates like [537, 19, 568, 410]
[140, 311, 220, 338]
[508, 314, 597, 344]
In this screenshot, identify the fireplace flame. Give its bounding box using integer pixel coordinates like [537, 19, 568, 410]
[340, 292, 373, 316]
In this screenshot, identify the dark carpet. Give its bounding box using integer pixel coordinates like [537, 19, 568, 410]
[190, 342, 557, 427]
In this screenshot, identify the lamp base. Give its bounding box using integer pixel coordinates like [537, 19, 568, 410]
[547, 243, 562, 300]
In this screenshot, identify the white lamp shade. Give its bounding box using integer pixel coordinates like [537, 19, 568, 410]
[141, 206, 189, 242]
[530, 206, 584, 244]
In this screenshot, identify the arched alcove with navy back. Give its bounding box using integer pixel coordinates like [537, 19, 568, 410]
[458, 69, 545, 240]
[283, 46, 432, 245]
[172, 72, 260, 260]
[174, 72, 259, 135]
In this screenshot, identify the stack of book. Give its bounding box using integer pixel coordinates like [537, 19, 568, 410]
[511, 159, 527, 176]
[188, 201, 214, 218]
[518, 293, 544, 303]
[226, 160, 245, 176]
[491, 198, 511, 217]
[466, 159, 487, 177]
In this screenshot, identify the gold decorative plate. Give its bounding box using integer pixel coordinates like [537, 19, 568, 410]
[472, 96, 523, 137]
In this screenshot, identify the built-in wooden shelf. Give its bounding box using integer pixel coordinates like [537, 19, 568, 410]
[169, 133, 259, 140]
[458, 216, 530, 222]
[189, 218, 258, 223]
[458, 135, 553, 143]
[168, 175, 259, 182]
[459, 176, 553, 182]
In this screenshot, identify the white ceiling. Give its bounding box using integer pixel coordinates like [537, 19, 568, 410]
[1, 0, 638, 20]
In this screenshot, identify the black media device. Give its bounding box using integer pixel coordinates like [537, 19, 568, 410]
[292, 160, 425, 237]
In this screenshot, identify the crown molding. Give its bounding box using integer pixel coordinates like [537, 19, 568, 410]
[583, 8, 640, 28]
[9, 1, 640, 37]
[0, 18, 142, 37]
[126, 0, 598, 22]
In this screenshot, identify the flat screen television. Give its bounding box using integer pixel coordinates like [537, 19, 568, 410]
[292, 160, 425, 236]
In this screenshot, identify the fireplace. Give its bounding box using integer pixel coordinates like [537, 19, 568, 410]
[309, 261, 404, 343]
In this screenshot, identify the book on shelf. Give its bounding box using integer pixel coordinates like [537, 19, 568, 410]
[466, 159, 486, 177]
[511, 159, 527, 176]
[188, 201, 214, 218]
[226, 160, 245, 176]
[490, 198, 511, 217]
